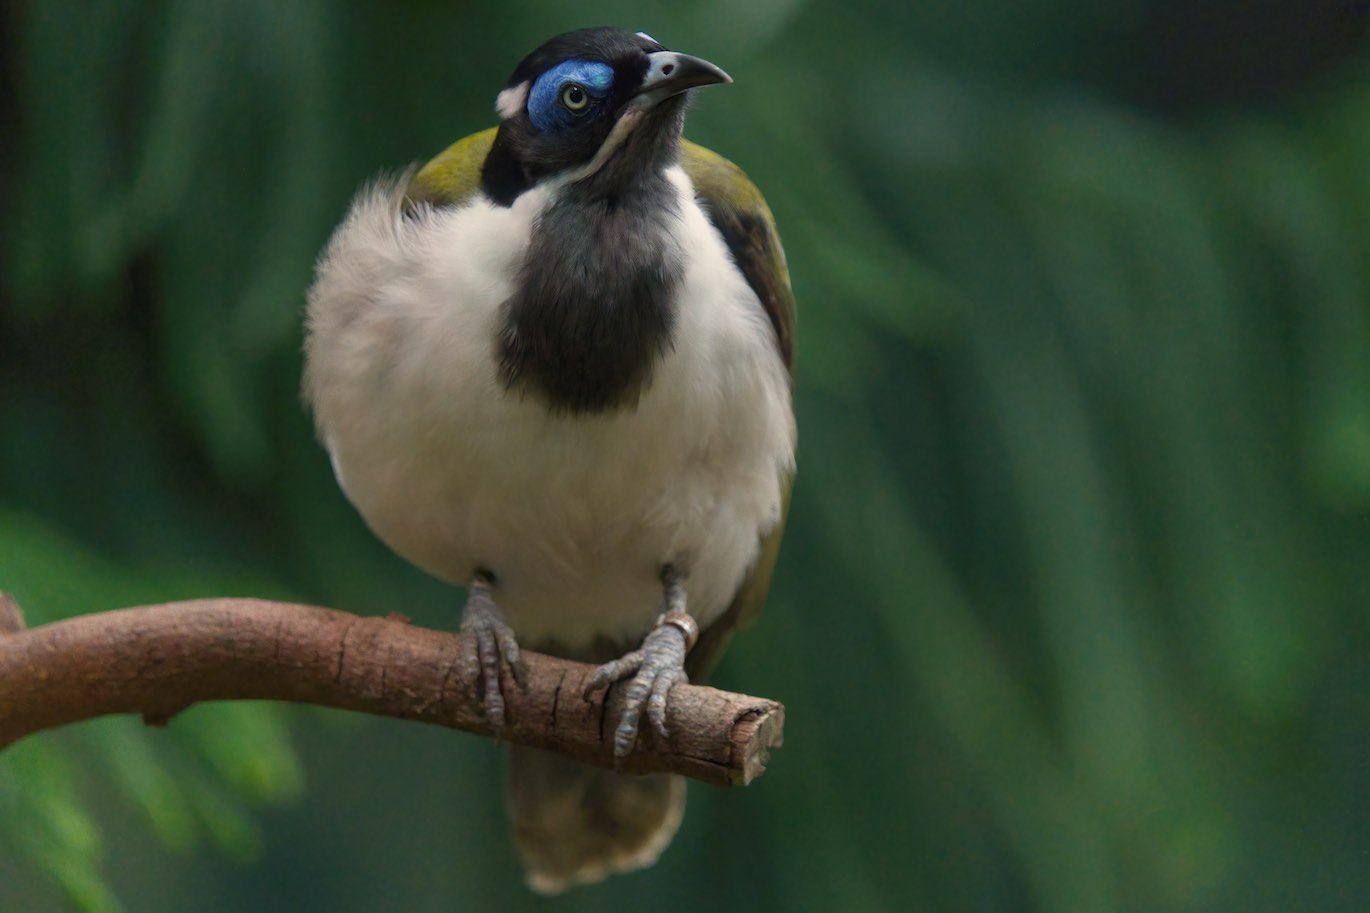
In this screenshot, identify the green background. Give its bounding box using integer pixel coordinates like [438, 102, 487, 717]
[4, 1, 1370, 910]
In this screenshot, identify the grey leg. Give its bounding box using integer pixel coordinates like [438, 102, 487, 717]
[459, 573, 527, 729]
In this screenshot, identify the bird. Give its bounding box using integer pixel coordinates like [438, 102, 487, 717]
[302, 26, 796, 893]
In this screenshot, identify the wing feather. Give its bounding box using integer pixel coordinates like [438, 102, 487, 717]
[405, 127, 498, 209]
[681, 140, 796, 373]
[681, 140, 797, 678]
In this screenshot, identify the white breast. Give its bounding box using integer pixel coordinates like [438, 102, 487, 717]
[304, 167, 794, 649]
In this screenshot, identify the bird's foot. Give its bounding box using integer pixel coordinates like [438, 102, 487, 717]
[459, 574, 527, 729]
[584, 575, 699, 759]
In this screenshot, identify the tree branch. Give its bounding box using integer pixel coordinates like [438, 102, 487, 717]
[0, 594, 783, 787]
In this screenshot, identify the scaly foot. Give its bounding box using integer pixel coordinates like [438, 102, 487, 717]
[459, 574, 527, 729]
[584, 572, 699, 759]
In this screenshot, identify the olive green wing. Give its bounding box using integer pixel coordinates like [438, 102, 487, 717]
[404, 127, 498, 209]
[681, 141, 796, 679]
[681, 139, 796, 372]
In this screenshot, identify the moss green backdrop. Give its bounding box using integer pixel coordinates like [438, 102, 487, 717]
[3, 1, 1369, 911]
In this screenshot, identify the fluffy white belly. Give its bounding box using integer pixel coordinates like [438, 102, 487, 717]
[304, 167, 794, 649]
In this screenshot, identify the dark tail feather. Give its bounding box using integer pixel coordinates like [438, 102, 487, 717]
[507, 745, 685, 894]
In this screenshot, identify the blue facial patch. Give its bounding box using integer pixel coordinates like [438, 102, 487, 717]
[527, 59, 615, 132]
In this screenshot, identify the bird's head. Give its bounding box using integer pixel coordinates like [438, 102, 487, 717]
[480, 27, 731, 203]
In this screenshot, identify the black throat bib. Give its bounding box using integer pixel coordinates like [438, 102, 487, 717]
[498, 173, 684, 414]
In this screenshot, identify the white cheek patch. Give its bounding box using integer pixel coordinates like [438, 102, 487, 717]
[495, 81, 529, 119]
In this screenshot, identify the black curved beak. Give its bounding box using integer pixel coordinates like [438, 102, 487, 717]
[630, 50, 732, 110]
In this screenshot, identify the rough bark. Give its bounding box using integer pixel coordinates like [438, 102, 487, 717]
[0, 594, 783, 787]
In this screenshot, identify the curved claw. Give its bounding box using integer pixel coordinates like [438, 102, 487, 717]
[586, 621, 691, 760]
[459, 580, 525, 729]
[583, 649, 644, 700]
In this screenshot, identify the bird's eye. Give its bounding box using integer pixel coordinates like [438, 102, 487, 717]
[560, 83, 590, 112]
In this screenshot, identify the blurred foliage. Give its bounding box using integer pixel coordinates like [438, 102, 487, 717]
[3, 1, 1370, 911]
[0, 512, 304, 911]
